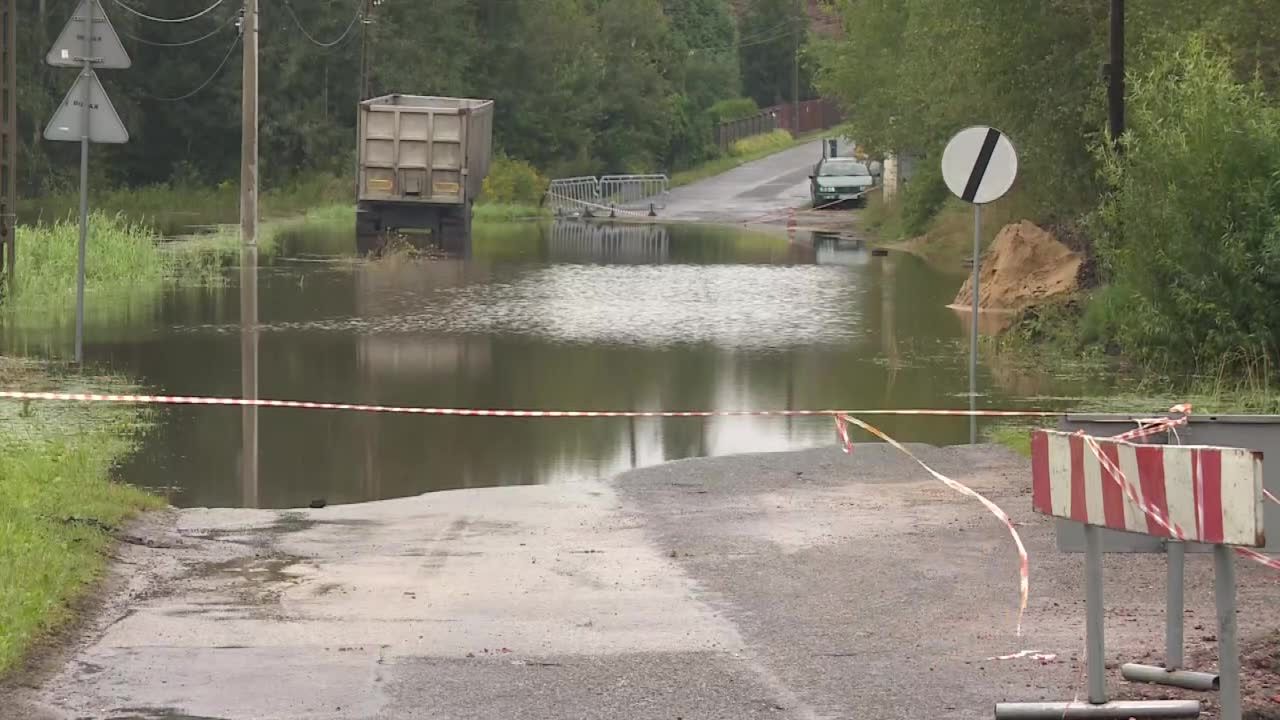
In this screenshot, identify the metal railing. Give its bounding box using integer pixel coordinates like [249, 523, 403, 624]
[546, 176, 602, 217]
[715, 111, 779, 152]
[546, 174, 669, 218]
[600, 175, 668, 212]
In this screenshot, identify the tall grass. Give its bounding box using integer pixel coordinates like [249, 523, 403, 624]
[0, 358, 161, 674]
[10, 213, 166, 308]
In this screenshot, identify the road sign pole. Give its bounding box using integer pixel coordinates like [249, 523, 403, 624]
[74, 7, 93, 364]
[970, 203, 980, 444]
[940, 127, 1017, 445]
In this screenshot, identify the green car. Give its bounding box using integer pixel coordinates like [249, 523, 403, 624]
[809, 157, 878, 208]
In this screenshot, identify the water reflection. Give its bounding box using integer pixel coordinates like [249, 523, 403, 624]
[544, 221, 670, 264]
[240, 245, 260, 509]
[3, 221, 1113, 508]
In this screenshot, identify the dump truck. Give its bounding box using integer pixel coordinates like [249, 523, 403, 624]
[355, 94, 494, 252]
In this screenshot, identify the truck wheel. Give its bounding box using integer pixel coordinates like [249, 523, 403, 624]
[439, 203, 473, 255]
[356, 210, 384, 256]
[356, 210, 380, 235]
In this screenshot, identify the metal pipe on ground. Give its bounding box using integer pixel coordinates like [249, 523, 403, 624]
[994, 700, 1201, 719]
[1120, 664, 1218, 691]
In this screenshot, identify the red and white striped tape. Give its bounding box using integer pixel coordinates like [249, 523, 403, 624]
[836, 413, 1031, 636]
[0, 390, 1063, 419]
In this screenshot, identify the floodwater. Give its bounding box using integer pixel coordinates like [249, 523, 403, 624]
[3, 221, 1112, 508]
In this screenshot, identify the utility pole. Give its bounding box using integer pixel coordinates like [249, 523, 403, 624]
[1108, 0, 1125, 147]
[240, 0, 260, 507]
[355, 0, 371, 194]
[358, 0, 372, 101]
[241, 0, 258, 249]
[1, 0, 16, 287]
[792, 0, 801, 134]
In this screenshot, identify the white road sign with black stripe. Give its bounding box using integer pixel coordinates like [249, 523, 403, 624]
[941, 126, 1018, 205]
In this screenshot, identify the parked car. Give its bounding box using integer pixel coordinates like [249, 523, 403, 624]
[809, 157, 879, 208]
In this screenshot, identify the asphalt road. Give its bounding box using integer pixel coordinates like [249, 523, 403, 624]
[662, 140, 823, 224]
[15, 445, 1280, 719]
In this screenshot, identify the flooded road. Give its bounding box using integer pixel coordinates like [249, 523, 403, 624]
[4, 221, 1109, 508]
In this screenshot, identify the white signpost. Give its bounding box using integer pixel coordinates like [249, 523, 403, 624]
[42, 0, 129, 364]
[941, 126, 1018, 444]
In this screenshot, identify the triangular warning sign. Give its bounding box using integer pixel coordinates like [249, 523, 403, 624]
[44, 69, 129, 144]
[47, 0, 131, 70]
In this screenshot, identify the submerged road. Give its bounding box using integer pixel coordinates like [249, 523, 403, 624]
[18, 445, 1280, 719]
[662, 140, 823, 224]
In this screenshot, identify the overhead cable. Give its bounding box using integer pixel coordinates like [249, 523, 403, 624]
[113, 0, 227, 24]
[119, 13, 236, 47]
[283, 0, 364, 49]
[144, 35, 241, 101]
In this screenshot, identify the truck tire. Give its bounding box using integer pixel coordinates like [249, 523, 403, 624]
[355, 210, 384, 256]
[439, 203, 473, 256]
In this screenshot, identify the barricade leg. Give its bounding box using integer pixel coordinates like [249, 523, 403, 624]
[996, 524, 1201, 719]
[1215, 545, 1241, 720]
[1120, 542, 1219, 691]
[1085, 525, 1107, 704]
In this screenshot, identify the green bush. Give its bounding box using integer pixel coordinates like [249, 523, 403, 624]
[1092, 37, 1280, 372]
[899, 154, 950, 236]
[482, 156, 548, 206]
[730, 129, 793, 157]
[707, 97, 760, 125]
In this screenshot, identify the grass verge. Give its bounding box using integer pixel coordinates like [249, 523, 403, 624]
[19, 175, 351, 236]
[0, 357, 161, 675]
[671, 130, 818, 188]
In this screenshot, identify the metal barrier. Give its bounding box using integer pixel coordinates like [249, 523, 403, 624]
[546, 174, 669, 218]
[546, 176, 602, 217]
[599, 175, 668, 212]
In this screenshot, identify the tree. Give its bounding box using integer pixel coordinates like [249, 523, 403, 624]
[739, 0, 810, 108]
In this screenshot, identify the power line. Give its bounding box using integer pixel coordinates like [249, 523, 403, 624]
[112, 0, 227, 24]
[119, 13, 236, 47]
[737, 17, 796, 44]
[144, 35, 241, 101]
[690, 26, 796, 54]
[283, 0, 363, 49]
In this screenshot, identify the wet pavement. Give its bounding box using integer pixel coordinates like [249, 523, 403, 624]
[19, 445, 1280, 719]
[662, 141, 823, 224]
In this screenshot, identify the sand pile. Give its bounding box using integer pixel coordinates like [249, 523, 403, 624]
[952, 220, 1082, 312]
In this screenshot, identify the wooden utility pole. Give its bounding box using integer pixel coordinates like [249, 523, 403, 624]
[358, 0, 372, 101]
[240, 0, 260, 507]
[354, 0, 371, 194]
[241, 0, 258, 248]
[792, 0, 800, 134]
[1108, 0, 1125, 147]
[1, 0, 17, 284]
